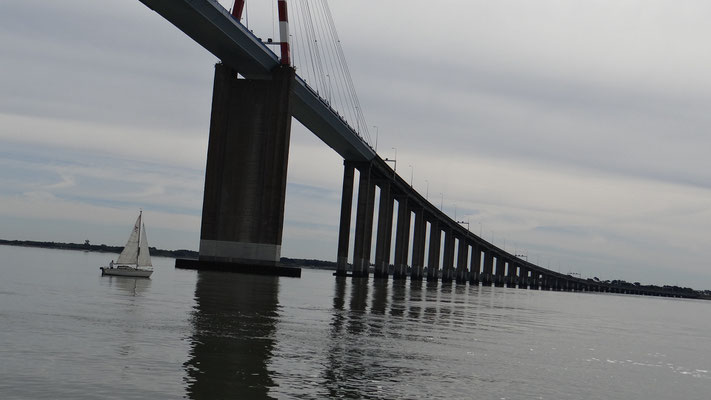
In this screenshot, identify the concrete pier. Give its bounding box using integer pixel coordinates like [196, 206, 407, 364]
[482, 250, 494, 286]
[518, 267, 528, 288]
[336, 161, 355, 276]
[374, 181, 393, 278]
[441, 230, 455, 282]
[410, 210, 427, 280]
[426, 222, 441, 281]
[455, 238, 469, 283]
[530, 272, 540, 290]
[494, 256, 506, 287]
[393, 196, 411, 279]
[506, 262, 518, 287]
[519, 267, 531, 289]
[180, 63, 300, 277]
[469, 244, 481, 284]
[352, 164, 375, 277]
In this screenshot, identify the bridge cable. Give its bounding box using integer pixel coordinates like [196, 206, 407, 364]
[315, 0, 370, 142]
[287, 0, 372, 144]
[318, 0, 365, 138]
[291, 1, 307, 81]
[321, 0, 371, 142]
[296, 0, 318, 88]
[311, 1, 344, 111]
[316, 0, 356, 126]
[300, 0, 327, 98]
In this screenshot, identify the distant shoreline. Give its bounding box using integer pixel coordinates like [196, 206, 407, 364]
[0, 239, 337, 270]
[2, 239, 709, 297]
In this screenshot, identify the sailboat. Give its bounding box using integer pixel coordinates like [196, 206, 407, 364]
[100, 211, 153, 278]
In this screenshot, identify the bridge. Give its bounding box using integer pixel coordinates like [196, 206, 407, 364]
[141, 0, 694, 299]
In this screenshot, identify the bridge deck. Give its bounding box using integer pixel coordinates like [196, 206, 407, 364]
[139, 0, 375, 162]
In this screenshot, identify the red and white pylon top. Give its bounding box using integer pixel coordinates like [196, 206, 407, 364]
[277, 0, 291, 65]
[232, 0, 291, 66]
[231, 0, 245, 20]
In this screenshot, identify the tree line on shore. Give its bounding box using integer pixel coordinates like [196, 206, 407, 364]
[589, 277, 699, 296]
[0, 239, 336, 270]
[2, 238, 707, 297]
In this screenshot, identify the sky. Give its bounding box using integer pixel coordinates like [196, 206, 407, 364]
[1, 0, 710, 289]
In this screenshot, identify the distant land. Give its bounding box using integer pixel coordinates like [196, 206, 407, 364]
[2, 238, 709, 298]
[0, 239, 336, 270]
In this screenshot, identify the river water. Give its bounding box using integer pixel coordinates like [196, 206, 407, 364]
[1, 244, 710, 399]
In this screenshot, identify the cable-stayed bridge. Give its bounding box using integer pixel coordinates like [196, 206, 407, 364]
[140, 0, 694, 298]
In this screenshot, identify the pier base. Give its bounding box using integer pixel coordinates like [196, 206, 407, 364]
[175, 258, 301, 277]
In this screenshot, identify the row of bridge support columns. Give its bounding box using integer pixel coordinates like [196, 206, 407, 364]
[336, 161, 550, 286]
[333, 161, 695, 298]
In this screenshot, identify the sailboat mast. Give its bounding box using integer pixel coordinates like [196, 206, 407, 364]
[136, 210, 142, 265]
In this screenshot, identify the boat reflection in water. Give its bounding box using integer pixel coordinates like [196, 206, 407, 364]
[103, 276, 152, 297]
[184, 271, 280, 399]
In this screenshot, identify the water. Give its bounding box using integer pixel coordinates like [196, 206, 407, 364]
[1, 245, 710, 399]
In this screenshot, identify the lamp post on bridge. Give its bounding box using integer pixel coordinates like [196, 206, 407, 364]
[457, 219, 470, 231]
[425, 180, 429, 200]
[383, 147, 396, 175]
[372, 125, 378, 153]
[326, 74, 331, 104]
[408, 164, 413, 187]
[439, 192, 444, 211]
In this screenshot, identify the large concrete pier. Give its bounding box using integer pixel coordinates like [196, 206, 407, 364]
[176, 63, 300, 277]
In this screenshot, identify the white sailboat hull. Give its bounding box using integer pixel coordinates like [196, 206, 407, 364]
[100, 266, 153, 278]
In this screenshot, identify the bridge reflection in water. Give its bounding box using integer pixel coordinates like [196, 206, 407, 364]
[322, 278, 528, 399]
[184, 272, 279, 399]
[182, 269, 704, 398]
[182, 270, 557, 398]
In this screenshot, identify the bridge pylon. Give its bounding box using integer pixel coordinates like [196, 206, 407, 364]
[176, 63, 300, 277]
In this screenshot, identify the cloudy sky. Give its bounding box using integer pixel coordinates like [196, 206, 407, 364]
[2, 0, 710, 289]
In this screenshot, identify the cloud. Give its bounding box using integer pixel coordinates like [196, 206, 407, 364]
[0, 113, 207, 169]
